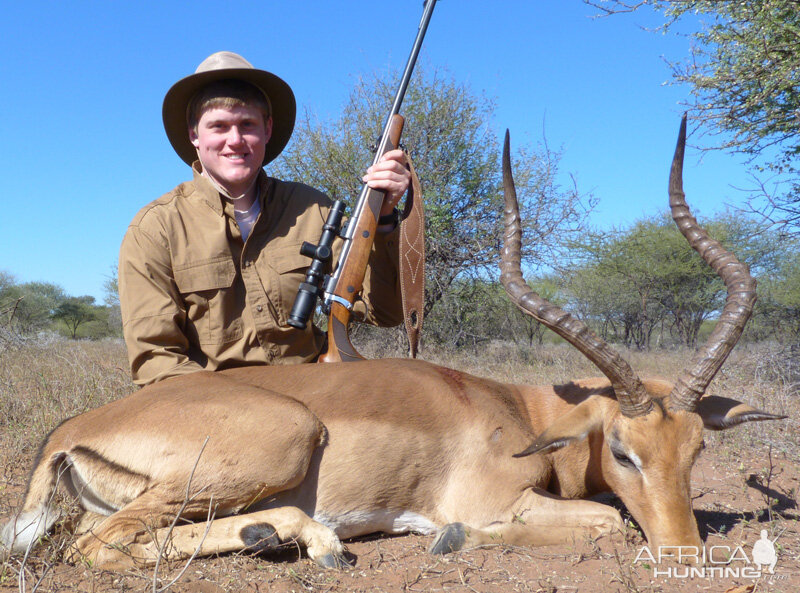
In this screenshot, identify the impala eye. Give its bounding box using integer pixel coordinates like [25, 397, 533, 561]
[610, 443, 639, 471]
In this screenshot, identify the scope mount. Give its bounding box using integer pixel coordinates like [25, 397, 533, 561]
[286, 199, 347, 329]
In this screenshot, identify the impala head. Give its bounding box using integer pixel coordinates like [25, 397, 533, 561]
[502, 117, 786, 552]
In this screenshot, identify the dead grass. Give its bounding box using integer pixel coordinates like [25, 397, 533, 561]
[0, 336, 132, 461]
[1, 338, 798, 592]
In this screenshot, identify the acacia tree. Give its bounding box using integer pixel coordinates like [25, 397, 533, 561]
[52, 296, 99, 339]
[587, 0, 800, 232]
[103, 266, 122, 336]
[567, 222, 669, 350]
[0, 276, 68, 335]
[271, 65, 593, 327]
[749, 237, 800, 342]
[501, 276, 566, 347]
[566, 215, 734, 349]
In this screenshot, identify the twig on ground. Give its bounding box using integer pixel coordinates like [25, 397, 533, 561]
[152, 436, 215, 593]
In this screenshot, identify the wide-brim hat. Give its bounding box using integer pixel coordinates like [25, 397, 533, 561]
[163, 51, 296, 166]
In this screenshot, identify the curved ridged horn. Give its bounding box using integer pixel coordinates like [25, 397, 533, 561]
[666, 115, 757, 412]
[500, 130, 653, 418]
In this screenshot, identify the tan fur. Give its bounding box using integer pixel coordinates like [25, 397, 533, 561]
[1, 358, 780, 569]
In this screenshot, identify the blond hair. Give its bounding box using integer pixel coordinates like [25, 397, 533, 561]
[187, 79, 272, 131]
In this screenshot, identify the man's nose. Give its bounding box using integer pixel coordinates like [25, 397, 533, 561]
[227, 126, 245, 144]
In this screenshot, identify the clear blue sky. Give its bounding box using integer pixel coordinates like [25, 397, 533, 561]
[1, 0, 760, 301]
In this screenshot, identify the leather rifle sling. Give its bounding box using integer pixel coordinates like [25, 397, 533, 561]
[399, 152, 425, 357]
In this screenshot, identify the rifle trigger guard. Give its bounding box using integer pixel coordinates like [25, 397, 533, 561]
[326, 294, 354, 311]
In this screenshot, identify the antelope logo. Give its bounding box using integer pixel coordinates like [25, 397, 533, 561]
[0, 117, 786, 572]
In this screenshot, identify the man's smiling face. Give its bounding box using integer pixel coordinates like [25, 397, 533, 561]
[190, 104, 272, 198]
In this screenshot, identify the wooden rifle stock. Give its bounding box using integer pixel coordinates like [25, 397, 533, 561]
[290, 0, 436, 361]
[319, 115, 405, 363]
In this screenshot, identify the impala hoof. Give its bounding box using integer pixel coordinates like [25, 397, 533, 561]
[429, 522, 467, 555]
[240, 522, 282, 553]
[316, 550, 354, 570]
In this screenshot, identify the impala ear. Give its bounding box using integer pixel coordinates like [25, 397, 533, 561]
[514, 398, 605, 457]
[695, 395, 787, 430]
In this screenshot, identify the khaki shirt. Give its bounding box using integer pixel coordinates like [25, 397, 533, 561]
[119, 165, 402, 386]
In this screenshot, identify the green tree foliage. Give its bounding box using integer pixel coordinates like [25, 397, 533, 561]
[568, 222, 665, 350]
[51, 296, 99, 339]
[423, 279, 494, 348]
[271, 66, 593, 325]
[423, 274, 568, 349]
[489, 276, 565, 348]
[103, 265, 122, 336]
[1, 271, 122, 342]
[587, 0, 800, 231]
[566, 214, 742, 349]
[0, 275, 68, 335]
[16, 282, 68, 332]
[750, 240, 800, 342]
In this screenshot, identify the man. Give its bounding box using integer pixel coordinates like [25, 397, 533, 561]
[119, 52, 410, 386]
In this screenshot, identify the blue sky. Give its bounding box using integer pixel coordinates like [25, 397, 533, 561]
[1, 1, 763, 301]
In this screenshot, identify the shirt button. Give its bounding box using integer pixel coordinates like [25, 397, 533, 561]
[256, 304, 263, 312]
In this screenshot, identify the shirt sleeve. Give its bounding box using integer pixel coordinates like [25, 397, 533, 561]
[119, 223, 204, 386]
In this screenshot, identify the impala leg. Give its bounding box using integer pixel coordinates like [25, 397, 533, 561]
[73, 511, 107, 537]
[65, 487, 195, 569]
[63, 382, 328, 570]
[430, 489, 625, 554]
[102, 506, 349, 569]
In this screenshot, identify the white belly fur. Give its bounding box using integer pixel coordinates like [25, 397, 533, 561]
[313, 509, 438, 540]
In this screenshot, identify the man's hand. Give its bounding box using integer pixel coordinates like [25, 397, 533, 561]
[362, 149, 410, 217]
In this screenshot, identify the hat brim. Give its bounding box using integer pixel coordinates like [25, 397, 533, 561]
[163, 67, 295, 166]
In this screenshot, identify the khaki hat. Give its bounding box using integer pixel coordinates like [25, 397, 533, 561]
[162, 51, 296, 166]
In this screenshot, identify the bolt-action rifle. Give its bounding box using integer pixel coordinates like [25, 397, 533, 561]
[287, 0, 436, 362]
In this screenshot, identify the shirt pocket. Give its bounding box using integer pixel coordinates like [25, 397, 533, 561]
[262, 245, 315, 326]
[173, 257, 243, 345]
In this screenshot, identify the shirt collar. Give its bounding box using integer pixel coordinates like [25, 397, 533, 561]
[190, 161, 271, 217]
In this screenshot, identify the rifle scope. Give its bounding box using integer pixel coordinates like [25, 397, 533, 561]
[287, 200, 346, 329]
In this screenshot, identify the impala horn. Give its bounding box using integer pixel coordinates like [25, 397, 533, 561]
[666, 115, 758, 412]
[500, 130, 653, 418]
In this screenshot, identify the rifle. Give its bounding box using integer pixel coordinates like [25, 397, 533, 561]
[287, 0, 437, 362]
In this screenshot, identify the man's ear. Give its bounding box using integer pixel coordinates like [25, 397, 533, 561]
[189, 127, 200, 148]
[513, 398, 606, 457]
[695, 395, 787, 430]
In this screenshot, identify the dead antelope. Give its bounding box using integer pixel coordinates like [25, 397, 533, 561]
[1, 117, 785, 571]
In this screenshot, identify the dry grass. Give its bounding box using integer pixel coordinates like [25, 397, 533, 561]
[0, 337, 134, 592]
[0, 337, 798, 592]
[0, 337, 132, 462]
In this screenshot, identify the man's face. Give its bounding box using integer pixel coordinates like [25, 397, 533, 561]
[190, 104, 272, 197]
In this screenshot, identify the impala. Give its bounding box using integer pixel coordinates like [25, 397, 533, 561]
[1, 117, 784, 570]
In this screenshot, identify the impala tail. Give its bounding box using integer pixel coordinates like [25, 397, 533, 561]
[1, 442, 66, 555]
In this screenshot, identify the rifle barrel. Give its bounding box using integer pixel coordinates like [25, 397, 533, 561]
[303, 0, 438, 326]
[373, 0, 438, 165]
[338, 0, 438, 249]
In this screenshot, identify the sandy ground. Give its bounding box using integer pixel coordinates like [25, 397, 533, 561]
[1, 340, 797, 592]
[1, 443, 797, 593]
